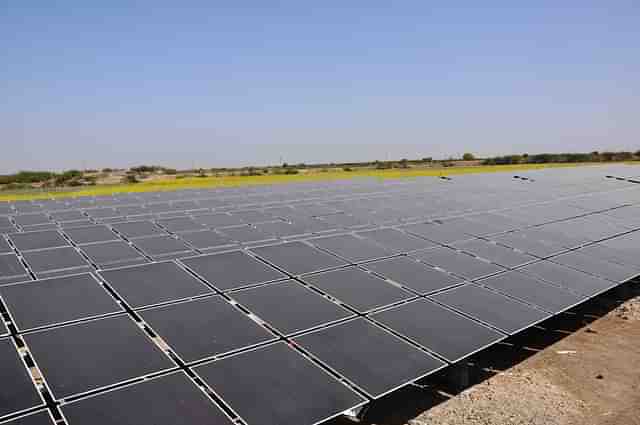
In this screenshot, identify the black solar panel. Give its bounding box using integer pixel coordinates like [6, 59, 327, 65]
[479, 271, 586, 313]
[453, 239, 536, 268]
[430, 284, 551, 334]
[61, 372, 233, 425]
[131, 235, 192, 260]
[294, 318, 446, 398]
[217, 225, 274, 244]
[412, 247, 505, 281]
[139, 296, 275, 362]
[22, 247, 91, 278]
[309, 234, 392, 263]
[0, 273, 122, 331]
[180, 251, 286, 291]
[0, 236, 14, 254]
[356, 228, 435, 253]
[363, 257, 463, 295]
[99, 262, 212, 309]
[520, 261, 615, 297]
[80, 241, 147, 269]
[176, 230, 235, 250]
[9, 231, 69, 252]
[0, 339, 43, 418]
[372, 299, 505, 362]
[194, 342, 365, 425]
[156, 217, 205, 233]
[250, 241, 349, 275]
[111, 221, 165, 239]
[549, 250, 638, 283]
[24, 315, 174, 399]
[302, 267, 413, 313]
[0, 254, 30, 284]
[231, 280, 354, 335]
[63, 225, 119, 245]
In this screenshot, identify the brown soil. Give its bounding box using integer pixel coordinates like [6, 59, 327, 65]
[329, 283, 640, 425]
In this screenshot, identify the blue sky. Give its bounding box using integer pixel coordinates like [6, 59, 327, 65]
[1, 1, 639, 172]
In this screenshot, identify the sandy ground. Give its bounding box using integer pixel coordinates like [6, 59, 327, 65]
[329, 282, 640, 425]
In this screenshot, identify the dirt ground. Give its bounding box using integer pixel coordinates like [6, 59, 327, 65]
[330, 282, 640, 425]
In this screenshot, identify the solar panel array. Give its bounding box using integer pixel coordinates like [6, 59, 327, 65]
[1, 163, 640, 425]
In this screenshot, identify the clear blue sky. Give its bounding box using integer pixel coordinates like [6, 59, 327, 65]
[1, 1, 639, 172]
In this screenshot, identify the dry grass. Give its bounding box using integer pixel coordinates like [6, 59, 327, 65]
[0, 162, 616, 202]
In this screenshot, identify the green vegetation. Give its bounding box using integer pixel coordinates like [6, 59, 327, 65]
[483, 151, 639, 165]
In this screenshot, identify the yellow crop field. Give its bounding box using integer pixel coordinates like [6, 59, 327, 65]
[0, 162, 620, 202]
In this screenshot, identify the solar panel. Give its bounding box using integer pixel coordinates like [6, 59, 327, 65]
[8, 231, 69, 252]
[231, 280, 354, 335]
[294, 318, 446, 398]
[111, 221, 165, 239]
[24, 315, 174, 399]
[21, 247, 91, 278]
[520, 261, 616, 297]
[453, 239, 536, 268]
[356, 228, 435, 253]
[230, 210, 275, 223]
[490, 231, 565, 258]
[0, 273, 122, 332]
[13, 214, 50, 227]
[139, 296, 275, 362]
[50, 210, 85, 222]
[301, 267, 413, 313]
[1, 410, 54, 425]
[580, 242, 640, 269]
[250, 241, 348, 275]
[131, 235, 192, 260]
[400, 222, 472, 244]
[61, 372, 233, 425]
[99, 262, 212, 309]
[371, 299, 504, 362]
[253, 220, 309, 238]
[175, 230, 236, 250]
[0, 254, 29, 284]
[156, 217, 205, 233]
[216, 225, 274, 244]
[0, 236, 14, 254]
[194, 342, 365, 425]
[180, 251, 286, 291]
[412, 247, 505, 281]
[63, 225, 119, 245]
[549, 250, 638, 283]
[0, 339, 43, 418]
[362, 257, 462, 295]
[430, 284, 551, 334]
[479, 271, 586, 313]
[308, 234, 392, 263]
[192, 213, 244, 228]
[80, 241, 148, 269]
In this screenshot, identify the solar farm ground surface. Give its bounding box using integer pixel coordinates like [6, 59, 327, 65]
[1, 163, 639, 425]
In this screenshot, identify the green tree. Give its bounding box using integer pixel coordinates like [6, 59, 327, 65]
[462, 153, 475, 161]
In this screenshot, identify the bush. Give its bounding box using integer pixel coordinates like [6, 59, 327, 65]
[284, 168, 299, 174]
[164, 168, 177, 175]
[462, 153, 475, 161]
[343, 167, 353, 172]
[123, 174, 139, 184]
